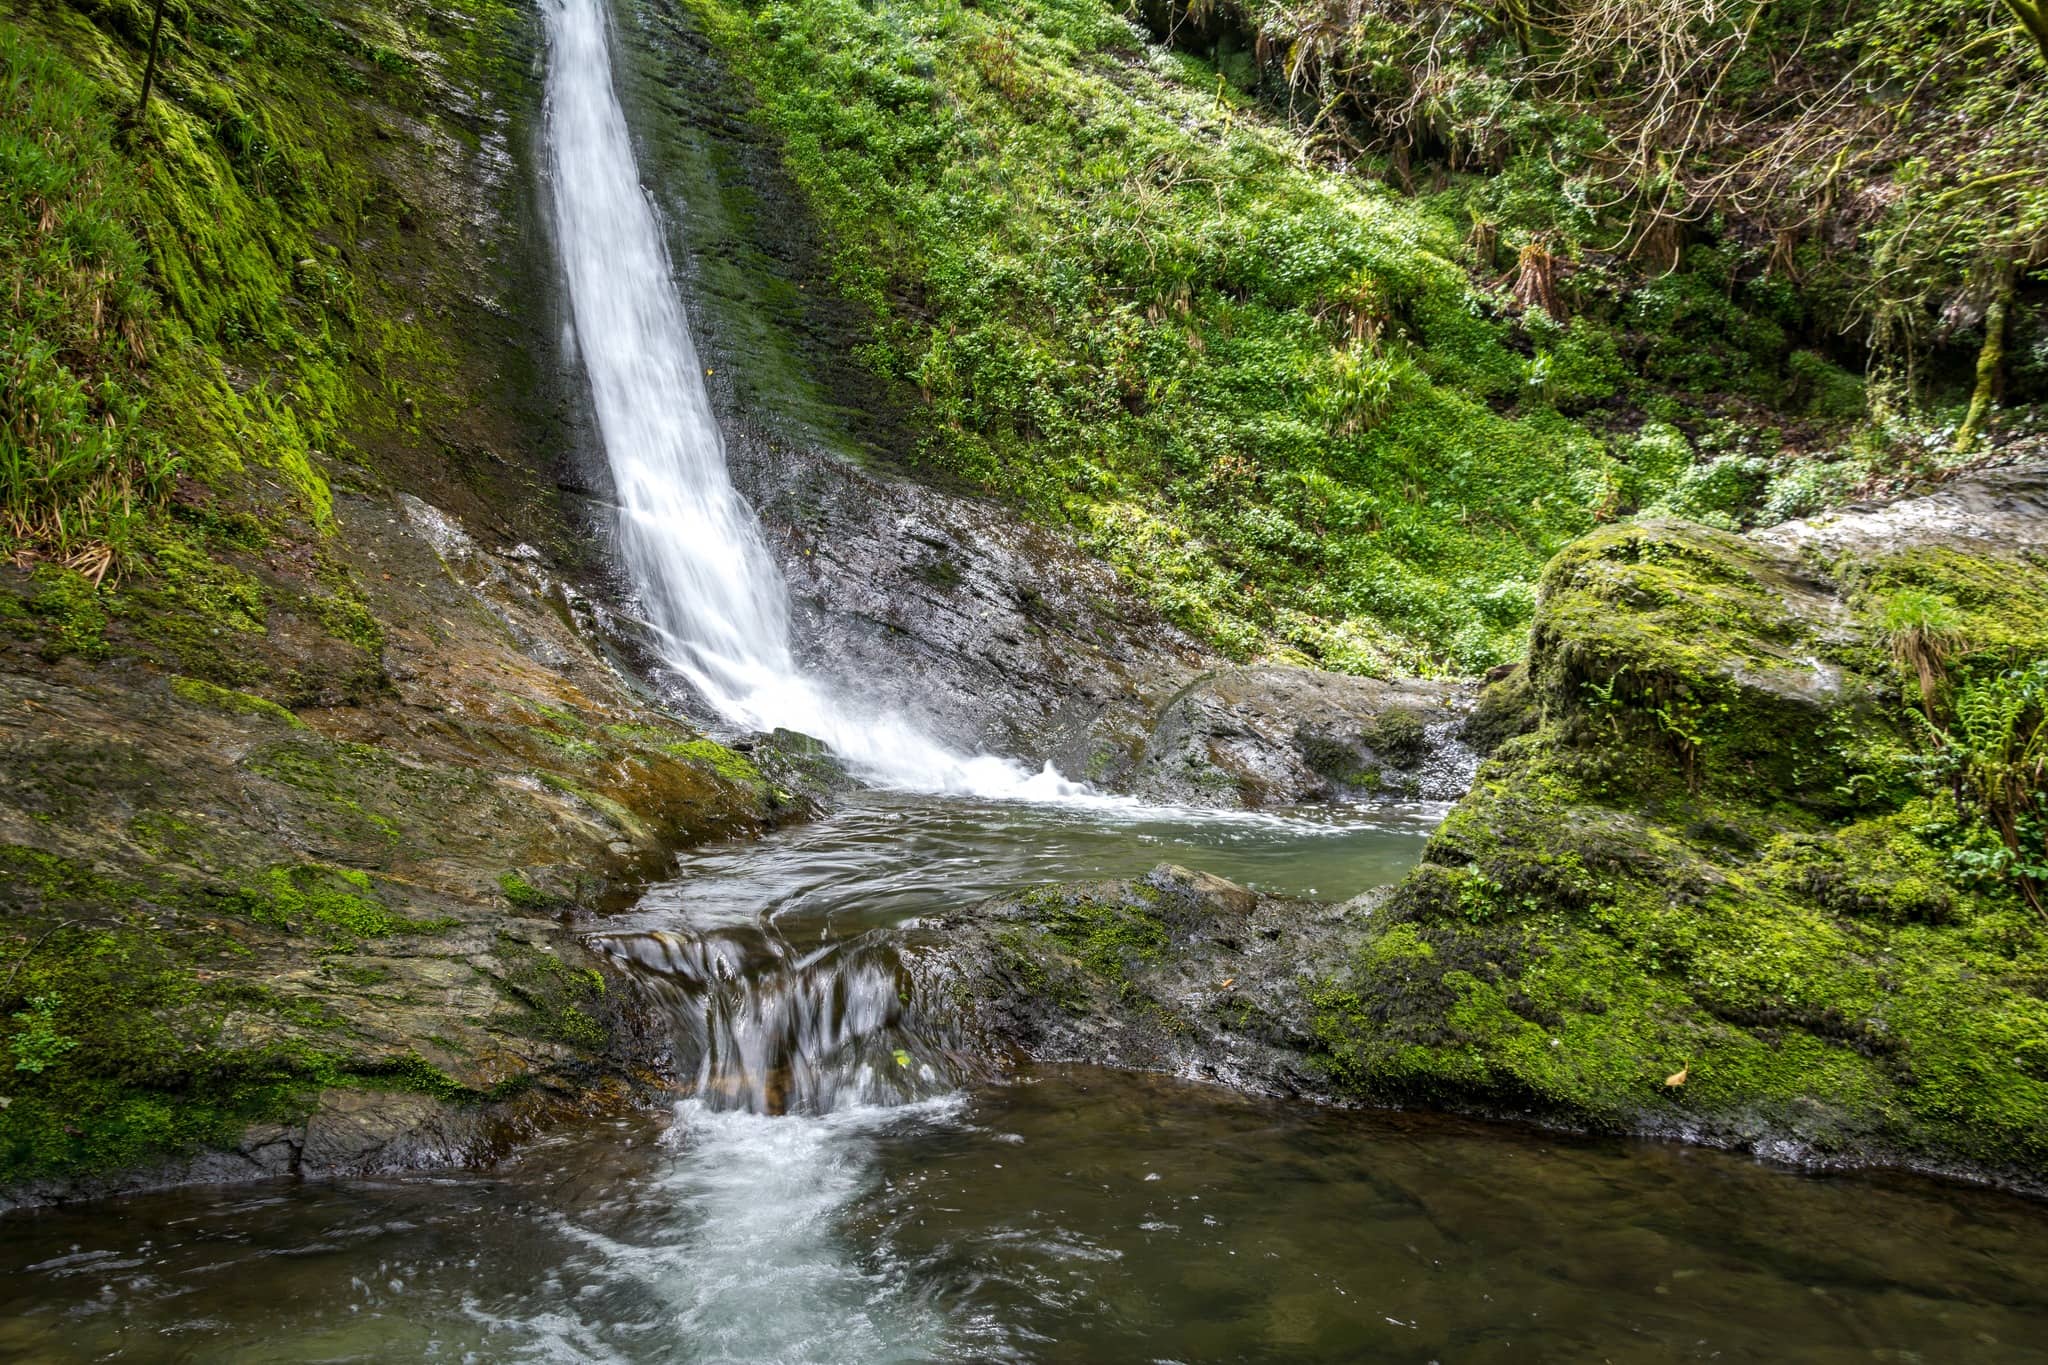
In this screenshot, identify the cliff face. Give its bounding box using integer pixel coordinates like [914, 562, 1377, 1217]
[934, 467, 2048, 1188]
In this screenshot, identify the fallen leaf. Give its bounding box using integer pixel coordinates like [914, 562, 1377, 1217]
[1665, 1066, 1689, 1088]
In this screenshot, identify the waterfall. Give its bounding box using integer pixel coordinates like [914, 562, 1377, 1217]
[591, 928, 967, 1117]
[542, 0, 1118, 803]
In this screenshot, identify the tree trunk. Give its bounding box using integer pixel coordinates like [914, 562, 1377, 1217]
[1952, 267, 2014, 453]
[134, 0, 169, 126]
[2002, 0, 2048, 66]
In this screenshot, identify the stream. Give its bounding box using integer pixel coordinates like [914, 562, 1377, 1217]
[6, 798, 2048, 1362]
[10, 1, 2047, 1358]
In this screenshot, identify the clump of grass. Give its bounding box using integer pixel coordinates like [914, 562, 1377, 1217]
[1883, 588, 1967, 716]
[0, 29, 177, 575]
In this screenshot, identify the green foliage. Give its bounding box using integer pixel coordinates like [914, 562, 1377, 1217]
[1914, 661, 2048, 913]
[0, 0, 523, 600]
[685, 0, 1628, 671]
[0, 26, 175, 562]
[1649, 456, 1770, 531]
[9, 994, 77, 1073]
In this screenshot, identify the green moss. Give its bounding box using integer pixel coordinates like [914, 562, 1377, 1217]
[526, 726, 603, 763]
[1310, 520, 2048, 1173]
[660, 736, 766, 788]
[344, 1052, 474, 1102]
[169, 674, 306, 728]
[4, 567, 111, 662]
[494, 936, 609, 1051]
[498, 870, 571, 912]
[0, 26, 176, 563]
[220, 864, 448, 943]
[0, 852, 340, 1181]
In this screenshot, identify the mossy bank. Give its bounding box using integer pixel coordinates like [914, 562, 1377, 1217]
[936, 466, 2048, 1188]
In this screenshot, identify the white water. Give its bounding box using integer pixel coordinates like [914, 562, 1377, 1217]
[542, 0, 1120, 805]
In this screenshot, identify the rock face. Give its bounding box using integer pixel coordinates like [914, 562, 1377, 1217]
[1120, 665, 1477, 806]
[0, 486, 790, 1210]
[935, 466, 2048, 1191]
[725, 418, 1208, 780]
[730, 423, 1485, 803]
[926, 864, 1368, 1101]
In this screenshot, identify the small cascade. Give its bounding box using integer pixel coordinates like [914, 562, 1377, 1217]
[590, 927, 967, 1115]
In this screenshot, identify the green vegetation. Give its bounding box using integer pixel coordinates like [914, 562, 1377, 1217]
[169, 673, 306, 727]
[495, 934, 610, 1051]
[0, 0, 528, 685]
[0, 29, 172, 572]
[1308, 519, 2048, 1173]
[685, 0, 1627, 671]
[676, 0, 2041, 673]
[0, 847, 330, 1182]
[1144, 0, 2045, 435]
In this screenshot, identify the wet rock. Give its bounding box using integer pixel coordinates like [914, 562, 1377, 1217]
[724, 420, 1211, 786]
[298, 1089, 488, 1175]
[925, 864, 1370, 1101]
[1121, 665, 1478, 807]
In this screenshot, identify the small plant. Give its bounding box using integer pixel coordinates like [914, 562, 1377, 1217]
[1458, 865, 1505, 923]
[1944, 662, 2048, 917]
[10, 994, 77, 1073]
[1883, 589, 1967, 718]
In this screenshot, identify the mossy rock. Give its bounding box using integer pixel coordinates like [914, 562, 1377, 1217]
[1309, 486, 2048, 1183]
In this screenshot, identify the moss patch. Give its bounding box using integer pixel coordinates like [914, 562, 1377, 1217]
[1309, 517, 2048, 1176]
[169, 675, 306, 728]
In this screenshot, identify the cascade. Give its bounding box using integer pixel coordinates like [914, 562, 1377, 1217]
[542, 0, 1118, 803]
[590, 927, 966, 1116]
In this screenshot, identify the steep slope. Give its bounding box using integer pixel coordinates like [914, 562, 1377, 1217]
[667, 0, 1632, 674]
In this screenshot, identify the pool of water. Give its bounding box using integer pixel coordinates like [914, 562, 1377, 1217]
[5, 1070, 2048, 1363]
[5, 795, 2048, 1363]
[620, 791, 1440, 935]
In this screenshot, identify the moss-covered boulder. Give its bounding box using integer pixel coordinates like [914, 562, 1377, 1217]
[944, 467, 2048, 1188]
[1317, 467, 2048, 1183]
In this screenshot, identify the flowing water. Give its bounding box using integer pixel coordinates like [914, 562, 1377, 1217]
[10, 5, 2046, 1361]
[543, 0, 1110, 803]
[8, 800, 2048, 1363]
